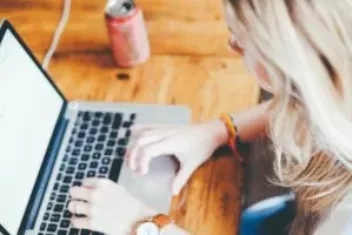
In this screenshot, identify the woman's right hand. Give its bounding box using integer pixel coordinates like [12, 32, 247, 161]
[127, 120, 228, 196]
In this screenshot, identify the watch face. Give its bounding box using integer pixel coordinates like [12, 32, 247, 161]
[136, 222, 160, 235]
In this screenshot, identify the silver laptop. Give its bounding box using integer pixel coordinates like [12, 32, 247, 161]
[0, 19, 190, 235]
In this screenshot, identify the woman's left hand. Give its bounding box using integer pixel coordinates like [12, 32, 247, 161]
[68, 178, 155, 235]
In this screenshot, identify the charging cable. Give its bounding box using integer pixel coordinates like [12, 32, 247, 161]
[42, 0, 71, 70]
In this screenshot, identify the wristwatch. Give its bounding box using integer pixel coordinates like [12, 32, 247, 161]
[132, 214, 172, 235]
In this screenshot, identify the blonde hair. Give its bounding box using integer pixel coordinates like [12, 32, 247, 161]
[228, 0, 352, 233]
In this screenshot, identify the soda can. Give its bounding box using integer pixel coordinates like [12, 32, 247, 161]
[105, 0, 150, 68]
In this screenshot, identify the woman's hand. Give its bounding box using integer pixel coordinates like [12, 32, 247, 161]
[68, 178, 155, 235]
[127, 120, 228, 195]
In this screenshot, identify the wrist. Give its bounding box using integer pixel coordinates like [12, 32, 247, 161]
[205, 119, 229, 147]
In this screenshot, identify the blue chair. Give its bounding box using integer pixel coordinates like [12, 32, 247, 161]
[240, 194, 295, 235]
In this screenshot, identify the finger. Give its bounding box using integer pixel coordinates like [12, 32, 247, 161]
[131, 124, 165, 135]
[70, 187, 92, 201]
[71, 217, 90, 230]
[128, 131, 173, 171]
[68, 201, 91, 216]
[81, 178, 111, 189]
[139, 144, 172, 175]
[172, 165, 195, 196]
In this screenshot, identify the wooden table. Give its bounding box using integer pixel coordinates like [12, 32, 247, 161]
[0, 0, 259, 234]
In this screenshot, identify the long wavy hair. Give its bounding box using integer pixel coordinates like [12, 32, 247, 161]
[227, 0, 352, 233]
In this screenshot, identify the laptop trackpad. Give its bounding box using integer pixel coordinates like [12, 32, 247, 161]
[117, 155, 178, 214]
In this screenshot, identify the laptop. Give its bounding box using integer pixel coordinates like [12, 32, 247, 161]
[0, 19, 190, 235]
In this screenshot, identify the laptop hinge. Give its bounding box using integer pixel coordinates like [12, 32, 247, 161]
[18, 108, 69, 234]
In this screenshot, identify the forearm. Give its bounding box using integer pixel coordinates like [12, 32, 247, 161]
[230, 100, 270, 142]
[210, 101, 271, 146]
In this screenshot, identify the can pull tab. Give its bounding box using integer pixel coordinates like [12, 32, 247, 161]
[105, 0, 135, 17]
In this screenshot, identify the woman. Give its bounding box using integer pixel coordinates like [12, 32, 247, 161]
[68, 0, 352, 234]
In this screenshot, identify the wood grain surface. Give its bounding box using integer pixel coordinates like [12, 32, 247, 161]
[0, 0, 259, 234]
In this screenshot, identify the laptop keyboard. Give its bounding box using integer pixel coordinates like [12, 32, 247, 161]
[38, 111, 136, 235]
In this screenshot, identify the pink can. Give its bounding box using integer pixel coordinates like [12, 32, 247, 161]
[105, 0, 150, 68]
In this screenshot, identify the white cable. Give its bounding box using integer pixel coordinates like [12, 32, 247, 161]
[42, 0, 71, 70]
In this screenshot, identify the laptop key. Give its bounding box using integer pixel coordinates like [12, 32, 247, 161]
[97, 135, 106, 142]
[63, 155, 69, 162]
[109, 159, 123, 182]
[60, 219, 70, 228]
[118, 138, 128, 146]
[92, 232, 104, 235]
[63, 210, 72, 218]
[93, 152, 101, 160]
[54, 204, 64, 212]
[76, 172, 84, 180]
[95, 112, 103, 118]
[59, 164, 66, 172]
[92, 120, 100, 126]
[125, 129, 131, 137]
[69, 228, 79, 235]
[72, 149, 81, 156]
[69, 158, 78, 165]
[43, 213, 49, 221]
[63, 176, 72, 184]
[112, 114, 122, 129]
[66, 167, 75, 174]
[87, 170, 96, 177]
[50, 213, 60, 222]
[58, 230, 68, 235]
[47, 224, 58, 232]
[81, 154, 89, 161]
[107, 140, 115, 147]
[87, 136, 95, 143]
[103, 114, 112, 125]
[58, 194, 67, 203]
[75, 140, 83, 147]
[104, 149, 113, 156]
[72, 181, 81, 187]
[60, 185, 69, 193]
[130, 113, 136, 121]
[101, 126, 109, 133]
[50, 192, 56, 200]
[89, 128, 97, 135]
[95, 144, 104, 151]
[90, 161, 98, 168]
[123, 121, 133, 128]
[78, 163, 87, 170]
[102, 157, 111, 165]
[84, 145, 93, 152]
[83, 112, 90, 121]
[81, 123, 88, 130]
[53, 183, 60, 191]
[110, 131, 118, 138]
[99, 167, 108, 174]
[40, 222, 46, 231]
[81, 229, 90, 235]
[116, 147, 126, 158]
[78, 132, 86, 138]
[47, 202, 53, 210]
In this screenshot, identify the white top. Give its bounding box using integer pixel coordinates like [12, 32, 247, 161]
[314, 193, 352, 235]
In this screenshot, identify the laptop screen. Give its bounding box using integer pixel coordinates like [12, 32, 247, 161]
[0, 29, 64, 234]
